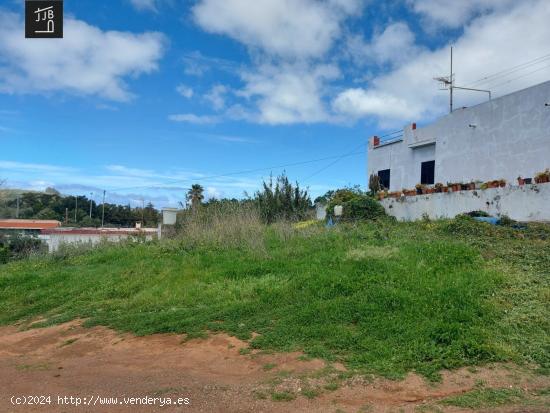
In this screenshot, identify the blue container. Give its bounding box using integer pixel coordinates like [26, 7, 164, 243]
[473, 217, 500, 225]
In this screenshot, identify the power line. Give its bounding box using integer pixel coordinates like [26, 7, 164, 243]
[464, 52, 550, 88]
[106, 150, 367, 193]
[302, 140, 367, 183]
[487, 63, 550, 90]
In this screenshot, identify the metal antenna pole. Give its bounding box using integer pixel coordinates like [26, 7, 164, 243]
[16, 195, 20, 218]
[450, 47, 454, 113]
[89, 192, 93, 218]
[74, 196, 78, 223]
[101, 190, 106, 228]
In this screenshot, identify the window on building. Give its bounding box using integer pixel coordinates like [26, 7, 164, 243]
[421, 160, 435, 185]
[378, 169, 391, 190]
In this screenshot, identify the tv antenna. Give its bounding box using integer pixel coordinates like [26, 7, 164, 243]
[435, 47, 492, 113]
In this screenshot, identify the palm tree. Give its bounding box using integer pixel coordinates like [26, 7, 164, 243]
[186, 184, 204, 212]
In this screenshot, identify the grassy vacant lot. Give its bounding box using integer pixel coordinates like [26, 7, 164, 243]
[0, 217, 548, 380]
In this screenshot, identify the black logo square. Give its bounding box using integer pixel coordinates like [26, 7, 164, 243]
[25, 0, 63, 38]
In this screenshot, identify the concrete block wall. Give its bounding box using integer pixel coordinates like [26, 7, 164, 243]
[380, 183, 550, 222]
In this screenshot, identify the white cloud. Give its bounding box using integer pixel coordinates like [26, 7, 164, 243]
[345, 22, 419, 66]
[181, 51, 239, 77]
[205, 186, 222, 200]
[129, 0, 158, 12]
[334, 0, 550, 125]
[192, 0, 363, 58]
[333, 89, 419, 121]
[238, 63, 340, 124]
[0, 160, 76, 174]
[176, 84, 194, 98]
[0, 12, 165, 101]
[204, 84, 228, 110]
[168, 113, 220, 124]
[408, 0, 516, 28]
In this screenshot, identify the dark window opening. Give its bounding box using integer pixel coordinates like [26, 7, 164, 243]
[378, 169, 391, 190]
[421, 161, 435, 185]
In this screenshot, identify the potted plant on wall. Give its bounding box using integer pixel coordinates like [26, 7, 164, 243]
[447, 182, 461, 192]
[517, 176, 525, 186]
[415, 183, 425, 195]
[434, 183, 444, 193]
[535, 169, 550, 184]
[499, 179, 506, 188]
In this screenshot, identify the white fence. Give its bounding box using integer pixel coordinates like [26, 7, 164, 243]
[380, 183, 550, 222]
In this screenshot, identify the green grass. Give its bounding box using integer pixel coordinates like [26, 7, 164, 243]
[441, 387, 525, 409]
[1, 218, 548, 380]
[271, 391, 296, 402]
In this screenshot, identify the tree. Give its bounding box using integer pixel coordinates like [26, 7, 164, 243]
[253, 173, 312, 223]
[186, 184, 205, 212]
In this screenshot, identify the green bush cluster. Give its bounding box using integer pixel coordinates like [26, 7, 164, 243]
[0, 233, 46, 264]
[252, 174, 312, 224]
[325, 188, 386, 221]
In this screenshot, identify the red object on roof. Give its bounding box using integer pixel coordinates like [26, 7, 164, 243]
[0, 219, 62, 230]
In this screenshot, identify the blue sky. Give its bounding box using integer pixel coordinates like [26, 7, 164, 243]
[1, 0, 549, 208]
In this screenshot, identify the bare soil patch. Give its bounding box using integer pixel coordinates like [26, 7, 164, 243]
[0, 321, 547, 412]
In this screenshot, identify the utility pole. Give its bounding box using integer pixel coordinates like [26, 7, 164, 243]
[65, 208, 69, 224]
[89, 192, 93, 218]
[74, 195, 78, 223]
[16, 195, 20, 218]
[101, 190, 106, 228]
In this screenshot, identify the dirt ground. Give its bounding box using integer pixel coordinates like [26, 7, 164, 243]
[0, 321, 548, 413]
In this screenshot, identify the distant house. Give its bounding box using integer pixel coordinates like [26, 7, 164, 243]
[39, 227, 158, 252]
[368, 81, 550, 192]
[0, 219, 61, 235]
[0, 219, 158, 252]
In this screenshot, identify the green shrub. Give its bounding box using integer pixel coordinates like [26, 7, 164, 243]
[0, 245, 8, 264]
[252, 174, 312, 224]
[326, 189, 386, 221]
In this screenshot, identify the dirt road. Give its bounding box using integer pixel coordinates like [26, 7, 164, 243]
[0, 321, 547, 412]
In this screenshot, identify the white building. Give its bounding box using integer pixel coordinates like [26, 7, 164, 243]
[39, 227, 158, 252]
[368, 81, 550, 192]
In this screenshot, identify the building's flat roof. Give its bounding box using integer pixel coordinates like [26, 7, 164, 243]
[40, 227, 158, 236]
[0, 219, 62, 230]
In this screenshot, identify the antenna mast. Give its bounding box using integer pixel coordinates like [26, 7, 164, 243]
[450, 46, 453, 113]
[434, 47, 491, 114]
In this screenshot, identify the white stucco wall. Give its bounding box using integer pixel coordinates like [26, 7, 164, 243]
[38, 233, 155, 252]
[380, 183, 550, 222]
[368, 81, 550, 191]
